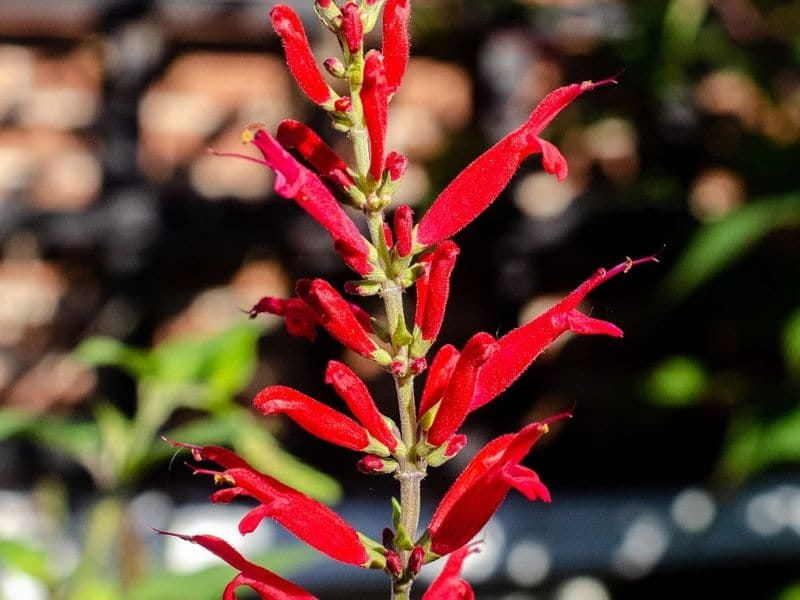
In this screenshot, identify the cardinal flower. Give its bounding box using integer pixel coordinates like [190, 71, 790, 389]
[157, 531, 316, 600]
[416, 79, 615, 246]
[425, 416, 566, 557]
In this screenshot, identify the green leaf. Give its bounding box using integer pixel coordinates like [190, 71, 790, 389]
[0, 410, 34, 439]
[75, 337, 151, 376]
[722, 406, 800, 480]
[783, 309, 800, 376]
[663, 194, 800, 303]
[0, 539, 52, 583]
[645, 355, 708, 407]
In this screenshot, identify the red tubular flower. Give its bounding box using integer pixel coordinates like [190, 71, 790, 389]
[416, 79, 615, 246]
[270, 5, 331, 105]
[382, 0, 410, 94]
[393, 205, 414, 257]
[276, 120, 356, 189]
[361, 51, 389, 181]
[248, 295, 372, 342]
[157, 531, 316, 600]
[422, 544, 480, 600]
[418, 344, 460, 418]
[414, 241, 460, 346]
[427, 417, 563, 556]
[211, 127, 373, 275]
[325, 360, 398, 452]
[178, 443, 372, 566]
[248, 296, 319, 341]
[426, 333, 496, 447]
[255, 386, 387, 453]
[470, 255, 659, 412]
[341, 3, 363, 54]
[297, 279, 392, 365]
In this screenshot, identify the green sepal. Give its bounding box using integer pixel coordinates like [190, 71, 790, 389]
[372, 348, 393, 368]
[347, 279, 382, 296]
[391, 497, 402, 530]
[362, 0, 388, 32]
[399, 264, 426, 288]
[426, 440, 461, 468]
[394, 524, 414, 551]
[364, 434, 391, 457]
[419, 402, 440, 432]
[391, 320, 413, 347]
[358, 533, 389, 569]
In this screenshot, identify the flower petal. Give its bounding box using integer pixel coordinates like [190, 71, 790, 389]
[382, 0, 410, 94]
[271, 5, 331, 105]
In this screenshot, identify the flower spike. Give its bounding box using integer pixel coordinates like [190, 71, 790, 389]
[426, 417, 566, 557]
[326, 360, 399, 452]
[156, 531, 316, 600]
[179, 444, 375, 566]
[416, 79, 616, 246]
[254, 385, 388, 454]
[382, 0, 411, 95]
[470, 254, 658, 412]
[276, 120, 356, 190]
[362, 51, 389, 182]
[426, 332, 496, 447]
[297, 278, 392, 365]
[422, 544, 480, 600]
[270, 5, 332, 105]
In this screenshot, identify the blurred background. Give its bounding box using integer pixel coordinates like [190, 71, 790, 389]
[0, 0, 799, 598]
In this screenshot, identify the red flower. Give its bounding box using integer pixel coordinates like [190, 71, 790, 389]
[255, 385, 390, 454]
[248, 296, 319, 341]
[325, 360, 399, 452]
[426, 417, 564, 557]
[297, 279, 392, 366]
[247, 294, 374, 343]
[362, 51, 389, 182]
[426, 333, 496, 447]
[177, 443, 374, 566]
[341, 3, 363, 55]
[382, 0, 411, 94]
[276, 119, 356, 190]
[470, 255, 658, 412]
[414, 241, 460, 348]
[393, 205, 414, 257]
[211, 127, 374, 276]
[157, 531, 316, 600]
[418, 345, 460, 418]
[416, 79, 616, 246]
[270, 5, 331, 105]
[422, 544, 480, 600]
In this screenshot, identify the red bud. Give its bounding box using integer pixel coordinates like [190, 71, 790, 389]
[361, 51, 389, 181]
[393, 205, 414, 257]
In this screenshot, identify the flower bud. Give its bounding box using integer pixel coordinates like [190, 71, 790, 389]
[386, 151, 408, 181]
[324, 57, 347, 78]
[393, 205, 414, 257]
[334, 97, 353, 112]
[382, 527, 396, 550]
[408, 546, 425, 576]
[409, 357, 427, 375]
[385, 551, 403, 577]
[344, 279, 382, 296]
[426, 434, 467, 467]
[357, 455, 398, 475]
[361, 51, 388, 182]
[341, 3, 363, 54]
